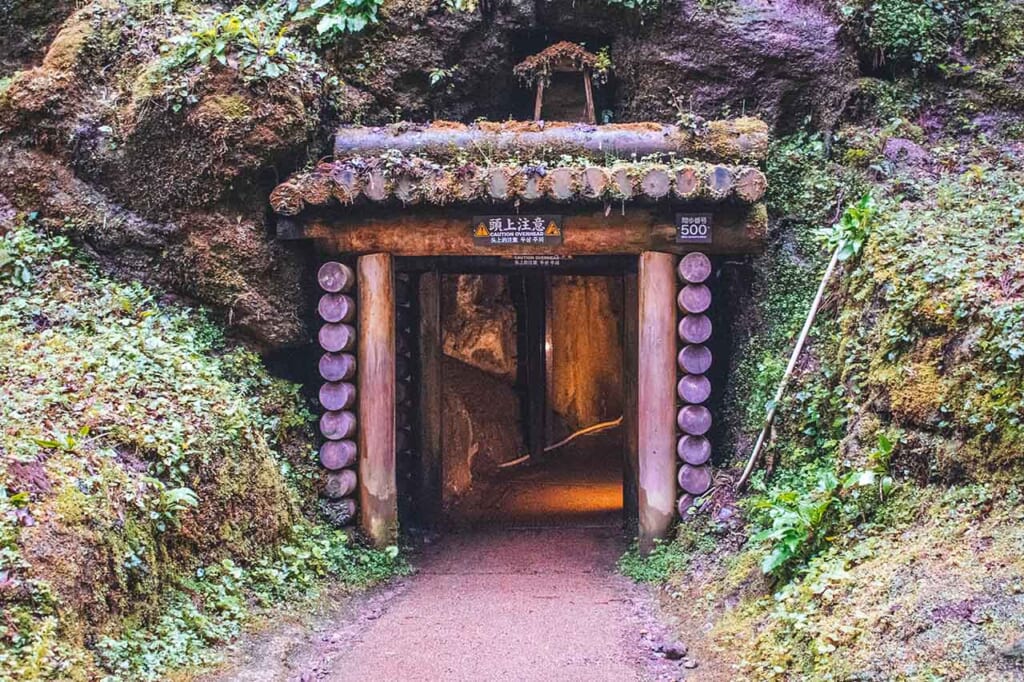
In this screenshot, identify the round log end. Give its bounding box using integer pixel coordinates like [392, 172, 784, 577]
[317, 262, 355, 293]
[677, 435, 711, 465]
[705, 165, 735, 200]
[678, 314, 713, 344]
[546, 168, 578, 202]
[678, 464, 712, 496]
[394, 174, 421, 205]
[318, 293, 356, 323]
[328, 165, 361, 204]
[678, 252, 712, 284]
[320, 440, 358, 470]
[319, 409, 357, 440]
[324, 469, 358, 499]
[673, 166, 702, 199]
[610, 168, 634, 200]
[321, 497, 357, 525]
[677, 494, 697, 520]
[677, 404, 712, 436]
[269, 182, 305, 216]
[678, 344, 713, 375]
[582, 167, 610, 199]
[363, 168, 390, 202]
[677, 284, 712, 314]
[486, 167, 515, 201]
[677, 374, 712, 404]
[735, 167, 768, 203]
[318, 323, 356, 353]
[640, 167, 671, 199]
[521, 174, 545, 202]
[319, 353, 356, 382]
[319, 382, 357, 411]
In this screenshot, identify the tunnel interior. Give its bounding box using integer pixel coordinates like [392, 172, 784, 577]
[395, 260, 631, 532]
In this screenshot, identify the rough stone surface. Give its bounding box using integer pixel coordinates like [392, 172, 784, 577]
[549, 276, 624, 431]
[441, 356, 525, 502]
[0, 0, 854, 349]
[614, 1, 857, 130]
[442, 274, 517, 380]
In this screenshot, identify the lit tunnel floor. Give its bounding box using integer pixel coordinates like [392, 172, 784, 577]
[448, 429, 625, 529]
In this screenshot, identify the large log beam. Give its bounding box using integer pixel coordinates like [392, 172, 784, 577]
[637, 251, 678, 553]
[298, 206, 766, 256]
[357, 253, 398, 546]
[333, 119, 768, 164]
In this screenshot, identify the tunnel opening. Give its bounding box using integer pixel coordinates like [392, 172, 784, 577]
[393, 259, 632, 534]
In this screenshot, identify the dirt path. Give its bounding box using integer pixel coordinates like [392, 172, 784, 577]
[204, 441, 690, 681]
[205, 525, 686, 682]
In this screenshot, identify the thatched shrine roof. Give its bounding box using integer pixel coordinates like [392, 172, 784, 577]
[513, 41, 598, 80]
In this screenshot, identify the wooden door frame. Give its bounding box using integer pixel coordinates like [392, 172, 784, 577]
[353, 254, 677, 550]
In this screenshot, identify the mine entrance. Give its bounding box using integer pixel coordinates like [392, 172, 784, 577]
[393, 257, 636, 532]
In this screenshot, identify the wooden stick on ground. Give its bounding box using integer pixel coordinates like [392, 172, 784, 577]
[735, 243, 843, 491]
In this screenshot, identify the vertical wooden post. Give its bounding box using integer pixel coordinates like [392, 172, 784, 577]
[622, 273, 639, 535]
[534, 80, 545, 121]
[524, 272, 547, 462]
[637, 252, 677, 553]
[357, 253, 397, 546]
[582, 68, 596, 124]
[418, 271, 443, 526]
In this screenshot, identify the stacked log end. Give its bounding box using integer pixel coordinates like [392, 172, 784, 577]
[271, 158, 767, 214]
[675, 251, 714, 519]
[317, 261, 358, 521]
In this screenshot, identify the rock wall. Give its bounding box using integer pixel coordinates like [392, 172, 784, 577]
[441, 274, 518, 380]
[441, 356, 525, 502]
[0, 0, 855, 351]
[548, 276, 624, 431]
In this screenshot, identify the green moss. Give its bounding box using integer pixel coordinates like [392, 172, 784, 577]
[0, 221, 398, 681]
[195, 94, 252, 121]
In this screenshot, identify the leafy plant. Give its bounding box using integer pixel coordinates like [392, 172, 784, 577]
[618, 539, 689, 583]
[819, 193, 878, 261]
[748, 433, 895, 579]
[291, 0, 383, 42]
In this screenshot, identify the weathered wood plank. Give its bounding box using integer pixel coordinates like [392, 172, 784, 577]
[637, 251, 677, 553]
[418, 272, 443, 525]
[357, 253, 398, 546]
[304, 206, 766, 256]
[622, 272, 640, 536]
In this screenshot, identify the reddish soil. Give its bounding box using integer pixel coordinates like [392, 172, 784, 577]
[204, 440, 691, 681]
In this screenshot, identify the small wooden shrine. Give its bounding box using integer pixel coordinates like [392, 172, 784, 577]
[513, 41, 605, 123]
[271, 114, 769, 552]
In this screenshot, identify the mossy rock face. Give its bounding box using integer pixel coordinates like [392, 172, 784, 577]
[0, 0, 78, 75]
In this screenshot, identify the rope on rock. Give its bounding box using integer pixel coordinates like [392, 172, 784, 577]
[497, 416, 624, 469]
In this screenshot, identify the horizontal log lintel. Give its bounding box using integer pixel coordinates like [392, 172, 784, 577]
[284, 205, 766, 256]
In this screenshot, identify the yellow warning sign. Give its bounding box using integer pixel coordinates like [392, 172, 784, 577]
[471, 215, 564, 246]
